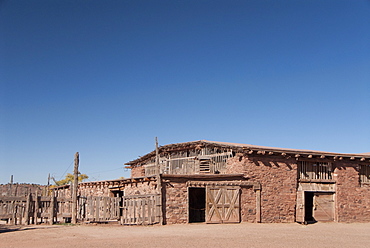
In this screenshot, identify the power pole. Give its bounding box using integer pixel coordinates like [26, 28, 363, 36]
[155, 137, 163, 225]
[72, 152, 79, 224]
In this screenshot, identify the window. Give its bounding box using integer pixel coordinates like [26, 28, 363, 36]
[360, 164, 370, 183]
[299, 161, 332, 180]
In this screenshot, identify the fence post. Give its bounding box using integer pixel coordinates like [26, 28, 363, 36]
[25, 193, 32, 225]
[49, 191, 55, 224]
[34, 191, 39, 224]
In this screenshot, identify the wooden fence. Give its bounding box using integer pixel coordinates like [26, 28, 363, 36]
[1, 194, 161, 225]
[121, 194, 161, 225]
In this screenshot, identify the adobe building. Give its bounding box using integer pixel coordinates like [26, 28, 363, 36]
[54, 140, 370, 225]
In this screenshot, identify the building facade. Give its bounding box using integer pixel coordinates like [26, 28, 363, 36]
[56, 140, 370, 225]
[125, 140, 370, 224]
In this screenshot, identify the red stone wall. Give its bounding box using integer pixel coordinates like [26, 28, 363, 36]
[240, 186, 256, 223]
[334, 162, 370, 222]
[78, 183, 111, 197]
[131, 166, 145, 178]
[164, 180, 189, 224]
[228, 155, 298, 223]
[124, 181, 157, 196]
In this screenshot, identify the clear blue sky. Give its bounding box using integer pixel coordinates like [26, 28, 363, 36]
[1, 0, 369, 185]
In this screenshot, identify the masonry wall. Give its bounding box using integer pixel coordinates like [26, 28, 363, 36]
[240, 186, 256, 223]
[164, 179, 188, 224]
[227, 155, 298, 223]
[334, 162, 370, 222]
[78, 183, 112, 197]
[131, 166, 145, 178]
[123, 181, 157, 196]
[0, 183, 46, 197]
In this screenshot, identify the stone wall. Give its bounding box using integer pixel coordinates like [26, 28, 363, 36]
[334, 161, 370, 222]
[164, 179, 188, 224]
[123, 181, 157, 196]
[228, 155, 298, 223]
[131, 166, 145, 178]
[240, 186, 256, 223]
[0, 183, 46, 197]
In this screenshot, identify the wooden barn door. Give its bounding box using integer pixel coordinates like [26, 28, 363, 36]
[206, 186, 240, 224]
[313, 193, 334, 222]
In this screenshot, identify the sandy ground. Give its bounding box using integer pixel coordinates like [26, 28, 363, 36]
[1, 222, 370, 248]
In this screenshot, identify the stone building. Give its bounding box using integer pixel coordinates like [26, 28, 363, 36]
[56, 140, 370, 224]
[125, 140, 370, 224]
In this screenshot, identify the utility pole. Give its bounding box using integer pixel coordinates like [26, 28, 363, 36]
[155, 137, 163, 225]
[72, 152, 79, 224]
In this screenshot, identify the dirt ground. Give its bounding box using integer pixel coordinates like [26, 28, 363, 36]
[1, 222, 370, 248]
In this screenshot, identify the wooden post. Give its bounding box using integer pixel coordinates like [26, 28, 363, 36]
[47, 173, 51, 196]
[50, 190, 55, 224]
[155, 137, 163, 225]
[255, 189, 261, 223]
[72, 152, 79, 224]
[25, 193, 32, 225]
[9, 175, 13, 196]
[34, 191, 39, 225]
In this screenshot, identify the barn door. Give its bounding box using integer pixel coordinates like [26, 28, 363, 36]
[313, 193, 334, 222]
[206, 186, 240, 224]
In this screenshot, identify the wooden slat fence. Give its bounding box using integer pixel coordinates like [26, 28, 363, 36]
[82, 196, 121, 222]
[121, 194, 161, 225]
[1, 194, 161, 225]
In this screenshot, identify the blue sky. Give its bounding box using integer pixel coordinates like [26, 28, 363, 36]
[1, 0, 369, 185]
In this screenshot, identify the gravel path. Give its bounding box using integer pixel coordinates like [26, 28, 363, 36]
[1, 222, 370, 248]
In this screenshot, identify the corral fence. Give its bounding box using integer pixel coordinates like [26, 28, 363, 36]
[0, 194, 161, 226]
[121, 194, 161, 225]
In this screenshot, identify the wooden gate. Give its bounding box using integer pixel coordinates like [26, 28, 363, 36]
[120, 194, 161, 225]
[313, 193, 334, 222]
[206, 186, 240, 224]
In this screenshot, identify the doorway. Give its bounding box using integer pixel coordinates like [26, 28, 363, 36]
[305, 192, 334, 223]
[304, 192, 315, 223]
[188, 187, 206, 223]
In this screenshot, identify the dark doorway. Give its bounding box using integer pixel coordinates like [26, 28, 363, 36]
[188, 187, 206, 223]
[111, 190, 124, 198]
[304, 192, 316, 223]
